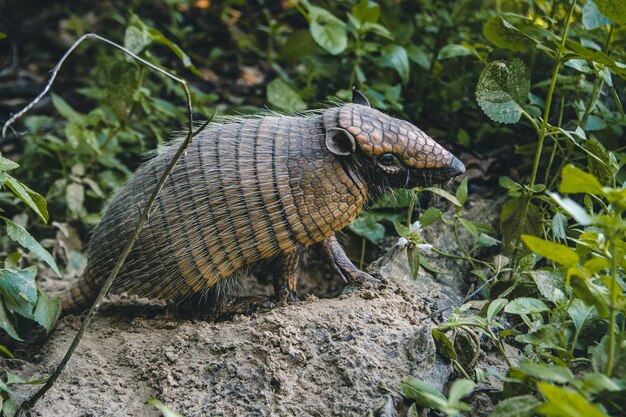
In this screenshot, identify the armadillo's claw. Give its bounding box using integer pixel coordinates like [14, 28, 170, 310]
[347, 270, 381, 286]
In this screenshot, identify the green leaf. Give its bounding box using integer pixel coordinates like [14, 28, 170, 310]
[518, 254, 538, 272]
[124, 25, 152, 54]
[0, 344, 14, 358]
[2, 398, 19, 417]
[591, 0, 626, 24]
[146, 27, 201, 76]
[569, 274, 609, 318]
[422, 187, 461, 207]
[583, 0, 612, 30]
[267, 79, 306, 112]
[2, 217, 61, 276]
[551, 212, 568, 240]
[516, 324, 561, 348]
[483, 16, 533, 51]
[5, 176, 49, 223]
[0, 155, 19, 172]
[489, 395, 541, 417]
[584, 139, 613, 187]
[476, 59, 530, 124]
[352, 0, 380, 23]
[0, 266, 37, 307]
[349, 214, 386, 242]
[418, 256, 445, 275]
[567, 298, 596, 331]
[537, 382, 609, 417]
[500, 197, 541, 256]
[308, 6, 347, 55]
[589, 335, 610, 372]
[521, 235, 579, 267]
[362, 22, 393, 39]
[432, 329, 457, 360]
[547, 192, 593, 226]
[401, 377, 447, 409]
[418, 207, 442, 227]
[407, 45, 430, 70]
[0, 298, 22, 341]
[66, 182, 85, 216]
[487, 299, 508, 321]
[51, 94, 81, 123]
[559, 165, 604, 195]
[437, 44, 473, 60]
[448, 379, 475, 404]
[0, 32, 6, 40]
[393, 221, 411, 239]
[33, 288, 60, 334]
[146, 398, 184, 417]
[579, 372, 623, 394]
[459, 217, 479, 237]
[504, 297, 550, 315]
[528, 270, 566, 304]
[456, 177, 468, 205]
[279, 30, 317, 64]
[499, 176, 521, 192]
[476, 233, 500, 249]
[379, 45, 410, 85]
[124, 13, 200, 76]
[520, 361, 573, 384]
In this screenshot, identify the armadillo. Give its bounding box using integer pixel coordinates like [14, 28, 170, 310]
[61, 90, 465, 314]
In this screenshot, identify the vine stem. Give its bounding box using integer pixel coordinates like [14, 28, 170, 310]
[511, 0, 577, 271]
[606, 238, 617, 377]
[2, 33, 214, 416]
[580, 24, 614, 129]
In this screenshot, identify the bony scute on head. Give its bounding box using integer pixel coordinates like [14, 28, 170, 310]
[323, 88, 465, 189]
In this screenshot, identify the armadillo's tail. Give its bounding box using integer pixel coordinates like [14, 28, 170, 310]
[60, 273, 99, 315]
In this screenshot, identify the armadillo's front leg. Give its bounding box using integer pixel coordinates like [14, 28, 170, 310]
[321, 234, 380, 285]
[272, 249, 303, 304]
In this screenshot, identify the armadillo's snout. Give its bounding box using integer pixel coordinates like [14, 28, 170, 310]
[447, 156, 466, 178]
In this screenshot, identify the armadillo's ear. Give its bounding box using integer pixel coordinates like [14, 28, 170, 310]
[325, 127, 356, 156]
[352, 88, 371, 107]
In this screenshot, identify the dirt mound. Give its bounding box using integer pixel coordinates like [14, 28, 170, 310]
[4, 197, 497, 416]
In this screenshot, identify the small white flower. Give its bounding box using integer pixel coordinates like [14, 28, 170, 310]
[397, 237, 409, 247]
[411, 220, 422, 234]
[416, 243, 433, 251]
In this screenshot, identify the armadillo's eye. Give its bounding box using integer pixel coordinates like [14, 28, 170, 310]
[378, 153, 399, 166]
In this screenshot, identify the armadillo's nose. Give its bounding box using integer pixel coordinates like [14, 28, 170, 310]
[447, 156, 466, 177]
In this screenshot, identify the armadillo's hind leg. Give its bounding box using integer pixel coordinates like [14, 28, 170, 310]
[271, 249, 303, 304]
[321, 234, 380, 285]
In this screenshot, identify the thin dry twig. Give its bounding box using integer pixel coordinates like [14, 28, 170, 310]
[1, 33, 214, 415]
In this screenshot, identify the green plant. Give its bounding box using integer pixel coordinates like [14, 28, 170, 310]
[402, 377, 476, 417]
[401, 1, 625, 415]
[0, 153, 60, 341]
[0, 373, 46, 417]
[0, 153, 59, 417]
[17, 14, 216, 229]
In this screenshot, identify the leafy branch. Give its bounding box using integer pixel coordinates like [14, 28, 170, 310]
[2, 33, 212, 415]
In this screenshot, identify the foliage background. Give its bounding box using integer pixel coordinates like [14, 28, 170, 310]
[1, 0, 625, 416]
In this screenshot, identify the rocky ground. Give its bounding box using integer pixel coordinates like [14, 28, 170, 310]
[2, 197, 500, 417]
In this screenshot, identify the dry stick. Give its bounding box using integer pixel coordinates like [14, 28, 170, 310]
[1, 33, 214, 415]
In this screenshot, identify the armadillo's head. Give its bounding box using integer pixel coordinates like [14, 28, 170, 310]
[323, 90, 465, 189]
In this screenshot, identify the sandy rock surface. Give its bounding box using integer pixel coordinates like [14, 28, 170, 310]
[3, 197, 497, 417]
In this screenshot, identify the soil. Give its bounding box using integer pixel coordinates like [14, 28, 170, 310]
[2, 196, 500, 417]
